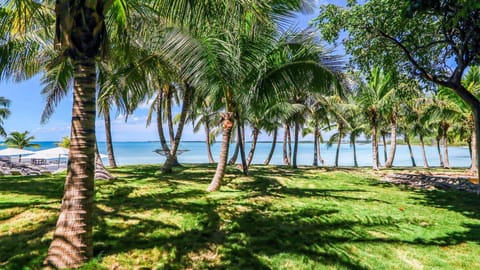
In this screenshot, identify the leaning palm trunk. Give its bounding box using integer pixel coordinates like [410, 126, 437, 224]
[237, 117, 248, 175]
[287, 124, 292, 162]
[283, 123, 290, 165]
[405, 134, 416, 167]
[166, 88, 180, 167]
[313, 126, 319, 166]
[381, 131, 387, 164]
[45, 58, 97, 268]
[470, 120, 477, 173]
[264, 127, 277, 165]
[228, 136, 240, 164]
[317, 132, 325, 165]
[352, 137, 358, 167]
[443, 133, 450, 169]
[204, 120, 215, 163]
[436, 136, 444, 167]
[165, 86, 175, 144]
[334, 126, 343, 167]
[163, 84, 194, 173]
[246, 127, 259, 166]
[292, 118, 300, 169]
[419, 135, 429, 168]
[385, 113, 397, 168]
[156, 88, 171, 155]
[207, 112, 234, 192]
[94, 143, 114, 180]
[372, 124, 379, 170]
[103, 106, 117, 168]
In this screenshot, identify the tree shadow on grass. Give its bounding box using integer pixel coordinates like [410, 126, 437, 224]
[414, 188, 480, 220]
[0, 214, 56, 269]
[0, 175, 64, 200]
[367, 178, 480, 220]
[3, 165, 480, 269]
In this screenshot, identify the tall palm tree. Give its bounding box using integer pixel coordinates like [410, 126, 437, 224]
[42, 2, 109, 267]
[0, 97, 11, 137]
[425, 93, 463, 169]
[358, 67, 394, 170]
[4, 130, 40, 161]
[344, 94, 367, 167]
[411, 97, 436, 168]
[206, 13, 342, 190]
[325, 96, 348, 167]
[189, 97, 220, 164]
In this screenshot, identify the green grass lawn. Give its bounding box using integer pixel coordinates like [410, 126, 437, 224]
[1, 165, 480, 269]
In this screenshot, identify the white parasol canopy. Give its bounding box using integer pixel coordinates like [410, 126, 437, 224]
[26, 147, 69, 160]
[0, 147, 35, 156]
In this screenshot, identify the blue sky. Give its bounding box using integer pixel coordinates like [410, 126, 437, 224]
[0, 1, 345, 142]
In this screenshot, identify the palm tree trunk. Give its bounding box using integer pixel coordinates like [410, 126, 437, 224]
[468, 140, 472, 159]
[292, 118, 300, 169]
[405, 134, 416, 167]
[156, 88, 171, 155]
[372, 125, 379, 170]
[419, 135, 429, 168]
[471, 126, 477, 173]
[94, 142, 114, 180]
[385, 112, 397, 168]
[204, 119, 215, 163]
[381, 131, 387, 164]
[228, 136, 240, 165]
[472, 108, 480, 179]
[103, 106, 117, 168]
[45, 58, 96, 268]
[436, 136, 444, 167]
[352, 137, 358, 167]
[207, 112, 234, 192]
[163, 83, 194, 173]
[283, 123, 290, 165]
[165, 85, 175, 144]
[264, 128, 277, 165]
[335, 130, 342, 168]
[313, 125, 318, 166]
[237, 116, 248, 175]
[443, 130, 450, 168]
[246, 127, 259, 166]
[317, 132, 325, 165]
[287, 124, 292, 163]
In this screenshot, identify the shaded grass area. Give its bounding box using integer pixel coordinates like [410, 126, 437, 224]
[1, 165, 480, 269]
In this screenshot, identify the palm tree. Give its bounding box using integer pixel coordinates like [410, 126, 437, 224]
[436, 67, 480, 171]
[42, 2, 109, 267]
[0, 97, 11, 137]
[4, 131, 40, 161]
[358, 67, 394, 170]
[402, 94, 433, 168]
[56, 136, 71, 148]
[206, 14, 343, 190]
[189, 97, 220, 164]
[425, 93, 463, 169]
[344, 94, 367, 167]
[325, 96, 348, 167]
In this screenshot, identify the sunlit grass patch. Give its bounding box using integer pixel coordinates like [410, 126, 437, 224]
[1, 164, 480, 269]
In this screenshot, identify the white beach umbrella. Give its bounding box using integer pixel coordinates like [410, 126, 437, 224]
[0, 147, 35, 156]
[26, 147, 69, 160]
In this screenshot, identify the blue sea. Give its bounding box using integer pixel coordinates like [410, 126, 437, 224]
[8, 141, 472, 168]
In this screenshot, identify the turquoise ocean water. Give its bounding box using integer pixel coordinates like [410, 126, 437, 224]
[6, 141, 472, 167]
